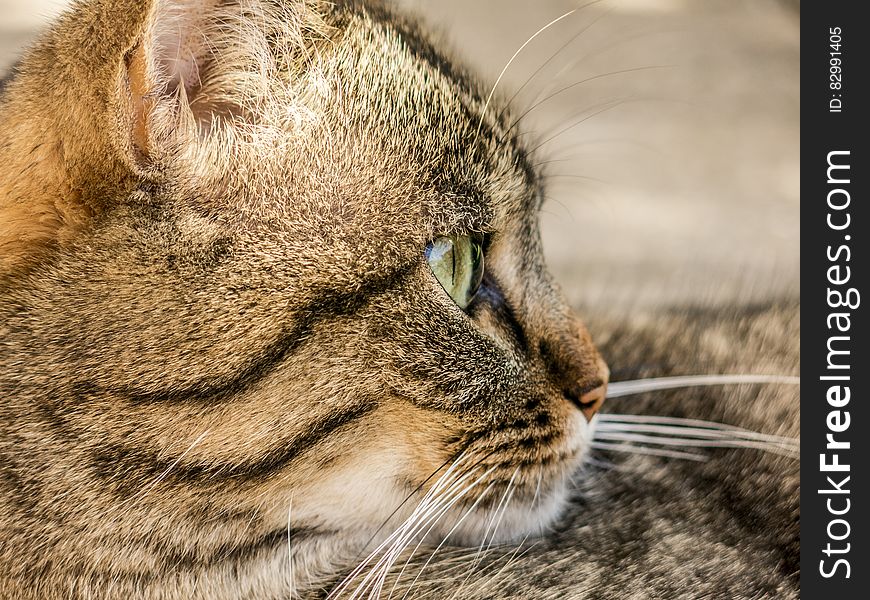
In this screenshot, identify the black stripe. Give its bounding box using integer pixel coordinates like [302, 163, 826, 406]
[158, 526, 325, 572]
[0, 455, 41, 521]
[75, 265, 412, 405]
[14, 528, 327, 588]
[89, 400, 378, 491]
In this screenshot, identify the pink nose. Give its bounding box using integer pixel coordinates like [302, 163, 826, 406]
[578, 384, 606, 422]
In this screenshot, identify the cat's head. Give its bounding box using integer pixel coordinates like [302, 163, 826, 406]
[0, 0, 607, 592]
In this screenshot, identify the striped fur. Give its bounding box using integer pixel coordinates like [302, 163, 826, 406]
[0, 1, 608, 598]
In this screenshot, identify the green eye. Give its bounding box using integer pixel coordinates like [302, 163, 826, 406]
[425, 234, 484, 309]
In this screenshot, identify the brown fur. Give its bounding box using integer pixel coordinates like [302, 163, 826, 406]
[1, 1, 609, 598]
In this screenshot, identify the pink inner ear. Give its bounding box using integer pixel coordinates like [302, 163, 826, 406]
[125, 0, 278, 156]
[125, 0, 218, 160]
[149, 1, 209, 99]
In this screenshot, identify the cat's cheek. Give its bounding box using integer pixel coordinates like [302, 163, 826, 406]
[269, 403, 462, 533]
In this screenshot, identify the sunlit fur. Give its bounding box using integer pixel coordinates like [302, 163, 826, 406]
[356, 303, 800, 599]
[0, 1, 609, 598]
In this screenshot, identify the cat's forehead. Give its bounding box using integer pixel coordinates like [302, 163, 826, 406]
[268, 2, 539, 236]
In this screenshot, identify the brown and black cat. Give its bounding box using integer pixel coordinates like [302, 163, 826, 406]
[0, 0, 798, 598]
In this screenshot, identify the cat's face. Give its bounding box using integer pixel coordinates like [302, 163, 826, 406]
[0, 0, 607, 592]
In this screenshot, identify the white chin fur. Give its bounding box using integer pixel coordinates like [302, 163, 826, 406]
[428, 409, 594, 547]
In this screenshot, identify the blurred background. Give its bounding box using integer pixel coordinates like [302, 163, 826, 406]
[1, 0, 799, 310]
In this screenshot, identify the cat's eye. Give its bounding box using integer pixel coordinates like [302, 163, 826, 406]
[425, 235, 485, 310]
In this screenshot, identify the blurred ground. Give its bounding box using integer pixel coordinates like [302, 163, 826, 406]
[1, 0, 799, 310]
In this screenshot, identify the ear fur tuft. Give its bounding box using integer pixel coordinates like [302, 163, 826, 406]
[0, 0, 332, 280]
[122, 0, 220, 166]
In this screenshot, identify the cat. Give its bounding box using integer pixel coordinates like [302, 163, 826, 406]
[0, 0, 798, 598]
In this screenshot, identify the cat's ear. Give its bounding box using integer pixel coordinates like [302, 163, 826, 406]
[119, 0, 246, 168]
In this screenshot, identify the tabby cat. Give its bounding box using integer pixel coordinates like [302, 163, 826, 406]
[0, 0, 798, 598]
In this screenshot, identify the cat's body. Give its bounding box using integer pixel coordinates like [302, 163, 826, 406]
[0, 0, 798, 598]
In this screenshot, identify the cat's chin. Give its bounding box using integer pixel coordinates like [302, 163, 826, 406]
[440, 475, 576, 548]
[426, 410, 596, 547]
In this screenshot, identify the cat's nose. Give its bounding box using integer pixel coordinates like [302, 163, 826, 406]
[538, 316, 609, 422]
[576, 383, 606, 422]
[564, 360, 608, 422]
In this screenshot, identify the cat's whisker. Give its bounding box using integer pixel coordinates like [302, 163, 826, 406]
[546, 173, 608, 184]
[599, 412, 773, 431]
[595, 422, 799, 447]
[474, 6, 584, 142]
[454, 473, 522, 597]
[458, 514, 535, 600]
[595, 434, 799, 458]
[605, 374, 800, 398]
[330, 454, 472, 598]
[122, 429, 210, 508]
[354, 447, 472, 564]
[483, 467, 520, 556]
[400, 480, 500, 600]
[339, 471, 468, 598]
[526, 25, 683, 129]
[287, 499, 294, 600]
[537, 94, 698, 156]
[369, 466, 497, 599]
[479, 468, 519, 556]
[596, 411, 801, 455]
[590, 441, 708, 461]
[457, 468, 528, 594]
[499, 3, 614, 123]
[387, 457, 494, 551]
[389, 482, 497, 599]
[597, 413, 800, 452]
[457, 464, 521, 587]
[341, 461, 495, 600]
[510, 65, 672, 132]
[592, 432, 799, 458]
[530, 97, 635, 153]
[535, 136, 666, 168]
[430, 477, 534, 598]
[533, 470, 544, 511]
[497, 539, 538, 580]
[385, 466, 495, 590]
